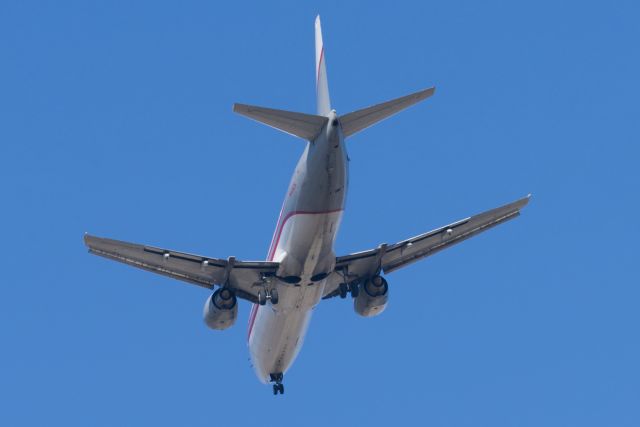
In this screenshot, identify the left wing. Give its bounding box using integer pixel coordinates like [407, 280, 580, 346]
[323, 195, 530, 298]
[84, 234, 279, 304]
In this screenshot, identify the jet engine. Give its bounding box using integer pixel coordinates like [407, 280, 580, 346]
[354, 275, 389, 317]
[203, 288, 238, 330]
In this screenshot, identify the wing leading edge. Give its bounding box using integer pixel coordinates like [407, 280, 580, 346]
[323, 195, 531, 298]
[84, 234, 278, 304]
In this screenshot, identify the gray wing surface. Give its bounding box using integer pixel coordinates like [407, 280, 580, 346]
[323, 195, 530, 298]
[84, 234, 278, 304]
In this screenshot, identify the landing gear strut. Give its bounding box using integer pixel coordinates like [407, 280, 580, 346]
[270, 373, 284, 395]
[339, 282, 360, 299]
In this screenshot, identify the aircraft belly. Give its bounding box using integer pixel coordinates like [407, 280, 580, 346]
[273, 211, 342, 281]
[249, 283, 320, 382]
[248, 125, 348, 384]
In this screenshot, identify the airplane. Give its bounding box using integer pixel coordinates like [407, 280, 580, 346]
[84, 15, 530, 395]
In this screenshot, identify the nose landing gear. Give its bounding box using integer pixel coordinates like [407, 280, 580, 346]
[270, 373, 285, 395]
[272, 383, 284, 395]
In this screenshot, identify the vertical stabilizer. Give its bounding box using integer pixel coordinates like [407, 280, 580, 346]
[315, 15, 331, 116]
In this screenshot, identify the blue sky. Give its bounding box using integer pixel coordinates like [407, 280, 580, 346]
[1, 1, 639, 425]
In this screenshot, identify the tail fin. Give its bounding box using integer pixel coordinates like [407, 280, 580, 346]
[339, 87, 435, 137]
[315, 15, 331, 116]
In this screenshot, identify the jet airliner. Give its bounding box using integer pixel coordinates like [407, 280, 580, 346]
[84, 16, 530, 395]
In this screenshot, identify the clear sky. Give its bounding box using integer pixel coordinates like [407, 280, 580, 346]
[1, 1, 639, 425]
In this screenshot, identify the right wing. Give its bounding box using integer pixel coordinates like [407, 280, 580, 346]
[323, 195, 530, 298]
[84, 234, 279, 304]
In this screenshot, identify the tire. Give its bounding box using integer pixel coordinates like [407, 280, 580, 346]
[258, 291, 267, 306]
[270, 288, 279, 305]
[349, 282, 360, 298]
[339, 283, 348, 299]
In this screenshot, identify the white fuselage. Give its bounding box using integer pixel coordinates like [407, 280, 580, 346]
[247, 111, 347, 382]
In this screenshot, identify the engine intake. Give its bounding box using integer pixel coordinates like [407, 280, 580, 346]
[354, 275, 389, 317]
[203, 288, 238, 330]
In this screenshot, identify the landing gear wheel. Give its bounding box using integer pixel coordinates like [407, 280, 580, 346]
[339, 283, 348, 299]
[258, 290, 267, 306]
[349, 282, 360, 298]
[270, 373, 284, 395]
[269, 288, 279, 305]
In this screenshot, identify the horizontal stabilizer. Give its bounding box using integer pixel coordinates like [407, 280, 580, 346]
[233, 103, 328, 141]
[339, 87, 435, 137]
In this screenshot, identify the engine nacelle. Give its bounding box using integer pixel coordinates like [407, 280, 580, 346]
[354, 275, 389, 317]
[203, 288, 238, 330]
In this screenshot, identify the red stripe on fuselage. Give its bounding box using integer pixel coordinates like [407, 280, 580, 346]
[247, 208, 343, 341]
[247, 303, 259, 341]
[267, 208, 343, 261]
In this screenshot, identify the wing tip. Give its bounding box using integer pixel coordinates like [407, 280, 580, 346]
[421, 86, 436, 100]
[510, 193, 532, 213]
[84, 233, 102, 251]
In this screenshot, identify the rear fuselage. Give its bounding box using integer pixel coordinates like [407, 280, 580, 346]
[247, 111, 348, 382]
